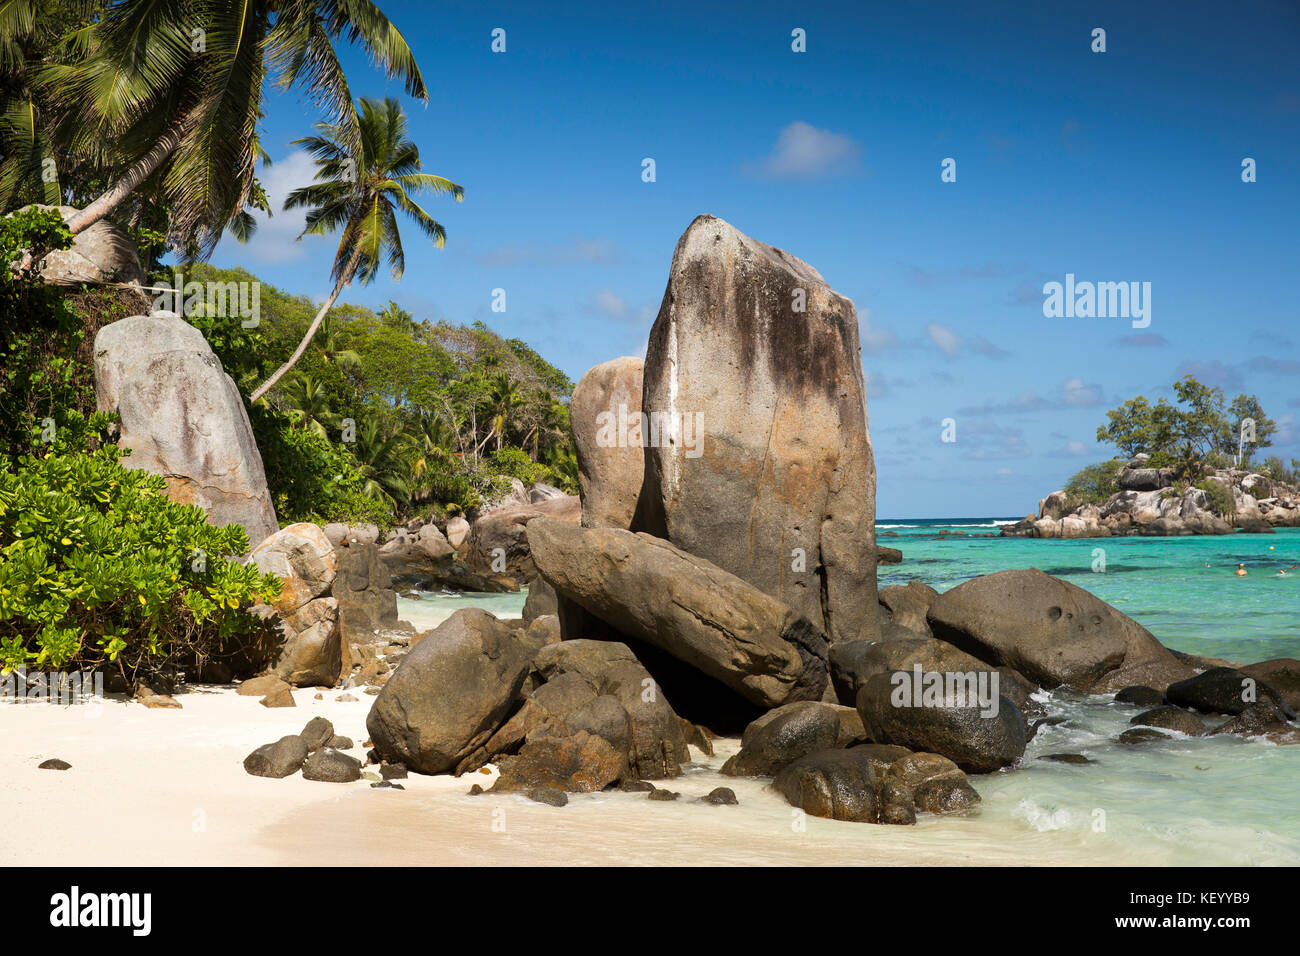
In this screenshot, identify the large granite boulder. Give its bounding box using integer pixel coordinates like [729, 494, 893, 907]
[473, 639, 692, 781]
[461, 495, 580, 579]
[27, 204, 145, 286]
[270, 596, 345, 687]
[856, 672, 1027, 774]
[926, 569, 1192, 692]
[1166, 667, 1295, 717]
[93, 313, 278, 548]
[633, 215, 879, 646]
[829, 636, 1036, 710]
[877, 581, 938, 637]
[571, 357, 646, 529]
[721, 701, 842, 777]
[528, 516, 828, 709]
[248, 523, 337, 616]
[332, 537, 403, 642]
[378, 524, 455, 588]
[366, 609, 543, 774]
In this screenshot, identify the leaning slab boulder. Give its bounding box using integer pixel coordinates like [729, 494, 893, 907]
[93, 313, 278, 548]
[366, 609, 542, 774]
[926, 569, 1192, 692]
[634, 214, 879, 646]
[571, 357, 646, 529]
[528, 516, 828, 709]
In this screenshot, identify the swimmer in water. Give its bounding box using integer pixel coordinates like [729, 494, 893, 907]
[1236, 563, 1248, 576]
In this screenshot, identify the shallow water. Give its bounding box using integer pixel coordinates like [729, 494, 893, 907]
[392, 523, 1300, 864]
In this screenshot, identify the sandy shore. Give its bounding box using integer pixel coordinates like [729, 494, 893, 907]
[0, 683, 1150, 866]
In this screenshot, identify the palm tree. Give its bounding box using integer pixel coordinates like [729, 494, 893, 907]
[43, 0, 426, 251]
[248, 96, 462, 402]
[277, 373, 336, 438]
[377, 299, 415, 334]
[316, 315, 361, 373]
[351, 416, 410, 508]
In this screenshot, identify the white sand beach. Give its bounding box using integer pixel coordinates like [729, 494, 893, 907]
[3, 684, 1156, 867]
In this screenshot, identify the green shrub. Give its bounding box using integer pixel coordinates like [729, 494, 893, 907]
[0, 413, 282, 678]
[1063, 459, 1123, 510]
[488, 446, 549, 487]
[1195, 479, 1236, 518]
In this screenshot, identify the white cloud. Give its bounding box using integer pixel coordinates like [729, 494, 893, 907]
[222, 150, 324, 266]
[859, 310, 899, 353]
[1062, 377, 1104, 408]
[926, 322, 962, 359]
[745, 122, 863, 180]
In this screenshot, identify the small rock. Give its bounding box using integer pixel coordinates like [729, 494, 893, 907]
[1130, 706, 1204, 736]
[468, 784, 485, 795]
[619, 779, 656, 793]
[371, 781, 404, 789]
[39, 758, 71, 771]
[647, 788, 680, 801]
[327, 735, 354, 750]
[528, 786, 569, 807]
[244, 736, 309, 778]
[700, 787, 738, 805]
[237, 674, 288, 697]
[1039, 753, 1094, 764]
[302, 748, 362, 783]
[300, 716, 335, 751]
[337, 693, 359, 703]
[364, 686, 380, 696]
[380, 761, 408, 780]
[1114, 686, 1166, 707]
[138, 694, 182, 709]
[1118, 727, 1173, 745]
[260, 686, 295, 708]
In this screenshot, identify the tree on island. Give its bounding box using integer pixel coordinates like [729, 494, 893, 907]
[1095, 374, 1276, 470]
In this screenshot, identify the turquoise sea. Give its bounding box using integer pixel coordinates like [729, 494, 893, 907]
[396, 521, 1300, 865]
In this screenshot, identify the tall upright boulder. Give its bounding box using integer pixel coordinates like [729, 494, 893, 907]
[93, 313, 278, 549]
[634, 215, 879, 645]
[570, 357, 645, 529]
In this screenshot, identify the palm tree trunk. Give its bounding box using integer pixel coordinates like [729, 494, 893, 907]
[249, 245, 364, 403]
[65, 119, 186, 235]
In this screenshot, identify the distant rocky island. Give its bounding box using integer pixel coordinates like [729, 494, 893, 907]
[1004, 453, 1300, 538]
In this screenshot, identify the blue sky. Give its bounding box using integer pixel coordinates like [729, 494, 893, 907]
[209, 0, 1300, 518]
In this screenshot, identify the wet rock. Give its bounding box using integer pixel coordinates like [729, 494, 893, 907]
[1039, 753, 1094, 764]
[772, 747, 884, 823]
[1166, 667, 1294, 717]
[1208, 699, 1295, 737]
[527, 786, 569, 807]
[884, 752, 980, 814]
[490, 731, 627, 794]
[1238, 659, 1300, 712]
[619, 779, 656, 793]
[380, 761, 408, 780]
[1118, 727, 1174, 745]
[647, 788, 680, 801]
[243, 736, 309, 778]
[1130, 706, 1204, 736]
[701, 787, 738, 806]
[1114, 685, 1166, 707]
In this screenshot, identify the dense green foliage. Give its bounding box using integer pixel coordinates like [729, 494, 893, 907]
[0, 413, 282, 676]
[1062, 458, 1123, 510]
[1195, 479, 1236, 519]
[1096, 375, 1277, 470]
[180, 263, 578, 519]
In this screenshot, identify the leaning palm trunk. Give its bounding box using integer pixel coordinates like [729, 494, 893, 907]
[249, 244, 363, 402]
[65, 120, 186, 235]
